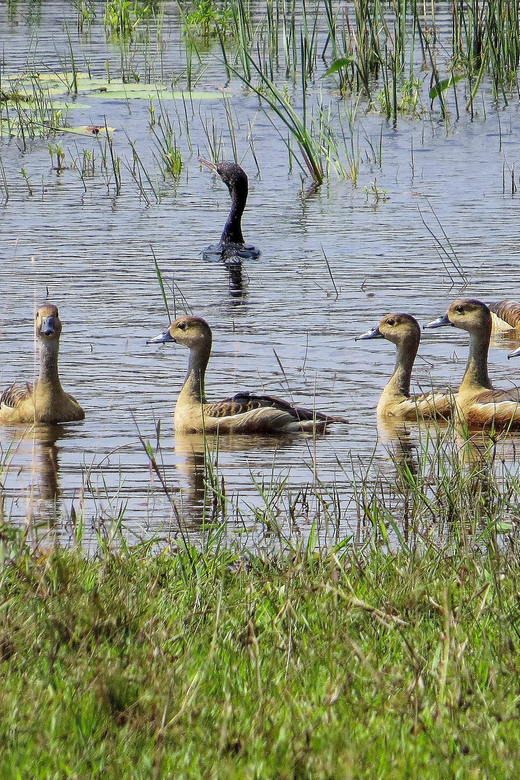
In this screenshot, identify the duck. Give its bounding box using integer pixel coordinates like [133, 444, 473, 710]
[489, 299, 520, 332]
[147, 315, 346, 434]
[199, 158, 261, 262]
[356, 313, 451, 419]
[0, 304, 85, 425]
[425, 298, 520, 428]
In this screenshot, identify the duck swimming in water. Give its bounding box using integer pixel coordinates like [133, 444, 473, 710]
[0, 304, 85, 425]
[356, 313, 451, 419]
[425, 298, 520, 428]
[199, 159, 261, 262]
[148, 315, 345, 434]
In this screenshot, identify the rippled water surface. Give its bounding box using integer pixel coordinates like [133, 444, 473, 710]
[2, 1, 520, 546]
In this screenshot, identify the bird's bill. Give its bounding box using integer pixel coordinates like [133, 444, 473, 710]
[424, 312, 453, 329]
[39, 316, 56, 336]
[199, 157, 217, 172]
[355, 326, 383, 341]
[147, 328, 174, 344]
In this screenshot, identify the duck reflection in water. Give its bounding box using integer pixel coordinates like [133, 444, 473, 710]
[173, 432, 297, 527]
[3, 423, 72, 527]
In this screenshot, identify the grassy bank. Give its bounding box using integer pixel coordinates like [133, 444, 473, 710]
[1, 517, 520, 778]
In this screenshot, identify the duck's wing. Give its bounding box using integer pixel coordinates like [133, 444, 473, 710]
[413, 390, 452, 418]
[489, 300, 520, 331]
[0, 382, 33, 410]
[476, 388, 520, 405]
[461, 387, 520, 427]
[204, 392, 347, 423]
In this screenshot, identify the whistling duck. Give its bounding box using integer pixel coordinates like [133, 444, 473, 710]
[199, 159, 260, 262]
[0, 304, 85, 424]
[425, 298, 520, 428]
[356, 313, 451, 419]
[148, 315, 345, 434]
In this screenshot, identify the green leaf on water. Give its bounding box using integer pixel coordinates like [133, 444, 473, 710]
[429, 75, 463, 99]
[324, 57, 356, 77]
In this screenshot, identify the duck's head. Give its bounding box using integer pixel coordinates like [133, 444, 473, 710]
[36, 304, 61, 342]
[425, 299, 491, 336]
[199, 158, 248, 195]
[356, 313, 420, 348]
[148, 315, 212, 351]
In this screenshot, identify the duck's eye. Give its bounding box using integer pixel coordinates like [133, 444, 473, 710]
[455, 306, 464, 314]
[386, 318, 395, 326]
[177, 321, 187, 330]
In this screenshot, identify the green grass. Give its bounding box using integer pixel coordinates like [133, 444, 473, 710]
[2, 510, 520, 777]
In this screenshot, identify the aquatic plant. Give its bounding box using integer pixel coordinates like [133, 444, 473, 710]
[232, 54, 325, 185]
[182, 0, 232, 39]
[104, 0, 159, 39]
[151, 111, 183, 178]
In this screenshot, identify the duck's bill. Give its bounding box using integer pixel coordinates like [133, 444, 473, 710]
[424, 312, 452, 329]
[508, 345, 520, 359]
[147, 329, 175, 344]
[355, 326, 383, 341]
[39, 317, 56, 336]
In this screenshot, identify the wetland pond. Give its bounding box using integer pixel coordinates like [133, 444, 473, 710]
[1, 0, 520, 547]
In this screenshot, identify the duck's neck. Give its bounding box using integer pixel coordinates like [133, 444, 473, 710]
[461, 325, 493, 392]
[180, 343, 211, 404]
[38, 339, 62, 389]
[386, 337, 417, 399]
[221, 184, 247, 245]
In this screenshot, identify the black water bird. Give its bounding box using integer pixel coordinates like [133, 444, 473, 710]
[199, 158, 261, 262]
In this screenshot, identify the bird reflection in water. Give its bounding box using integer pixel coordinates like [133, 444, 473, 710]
[378, 417, 520, 541]
[2, 423, 72, 528]
[222, 245, 248, 301]
[173, 432, 297, 527]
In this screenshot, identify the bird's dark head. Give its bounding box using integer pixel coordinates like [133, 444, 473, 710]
[200, 158, 249, 198]
[215, 161, 248, 191]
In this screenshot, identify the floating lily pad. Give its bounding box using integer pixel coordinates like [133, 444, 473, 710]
[3, 72, 225, 101]
[57, 102, 92, 110]
[87, 83, 224, 101]
[67, 125, 116, 136]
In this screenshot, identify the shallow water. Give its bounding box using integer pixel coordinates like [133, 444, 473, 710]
[1, 1, 520, 547]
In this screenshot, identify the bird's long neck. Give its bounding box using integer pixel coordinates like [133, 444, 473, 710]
[221, 184, 247, 245]
[386, 336, 418, 399]
[181, 343, 211, 404]
[38, 339, 62, 389]
[460, 325, 493, 392]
